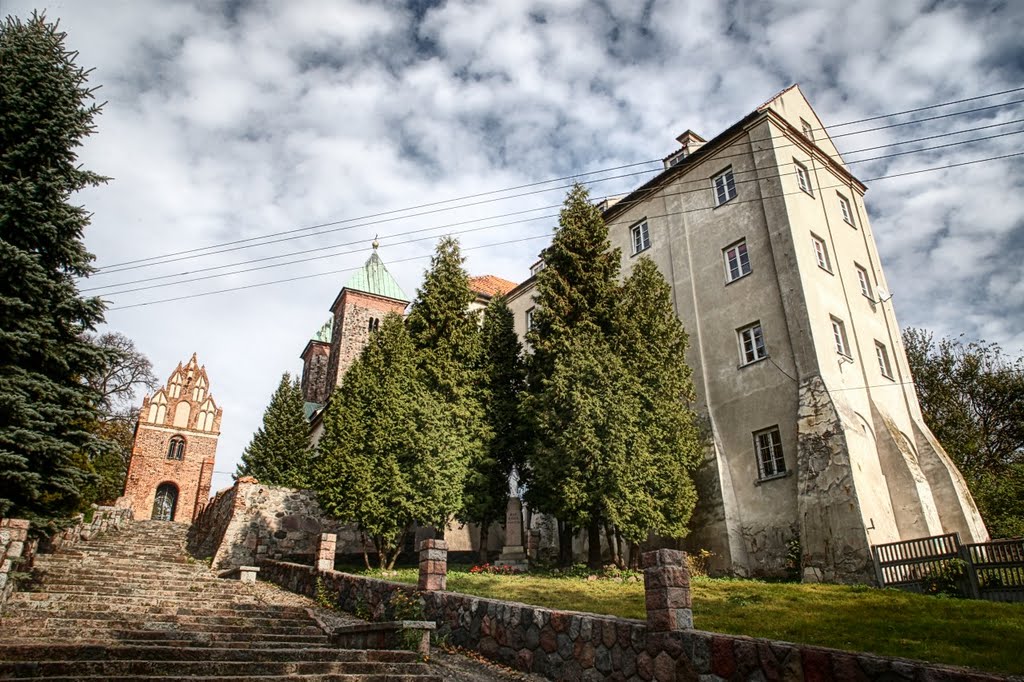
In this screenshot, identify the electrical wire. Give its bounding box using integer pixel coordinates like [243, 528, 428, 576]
[105, 150, 1024, 311]
[90, 89, 1024, 275]
[86, 125, 1024, 295]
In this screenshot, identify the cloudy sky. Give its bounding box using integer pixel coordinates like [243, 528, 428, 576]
[7, 0, 1023, 494]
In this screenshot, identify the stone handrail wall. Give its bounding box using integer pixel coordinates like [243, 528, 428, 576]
[258, 559, 1008, 681]
[0, 506, 132, 609]
[187, 481, 239, 560]
[187, 477, 367, 570]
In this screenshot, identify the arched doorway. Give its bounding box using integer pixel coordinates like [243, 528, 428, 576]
[152, 483, 178, 521]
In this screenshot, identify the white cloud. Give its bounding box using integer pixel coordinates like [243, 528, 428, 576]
[5, 0, 1022, 486]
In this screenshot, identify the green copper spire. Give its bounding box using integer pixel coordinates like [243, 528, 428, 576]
[343, 247, 408, 302]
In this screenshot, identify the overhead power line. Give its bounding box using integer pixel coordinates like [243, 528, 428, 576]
[105, 151, 1024, 311]
[86, 122, 1024, 295]
[91, 88, 1024, 275]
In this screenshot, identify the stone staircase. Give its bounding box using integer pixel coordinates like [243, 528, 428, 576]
[0, 520, 441, 681]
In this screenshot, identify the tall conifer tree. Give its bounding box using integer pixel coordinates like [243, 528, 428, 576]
[612, 258, 702, 552]
[0, 14, 109, 519]
[405, 236, 486, 528]
[461, 295, 526, 562]
[314, 314, 463, 569]
[523, 183, 623, 567]
[236, 373, 312, 488]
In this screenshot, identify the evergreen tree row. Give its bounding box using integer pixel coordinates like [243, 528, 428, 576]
[303, 186, 701, 569]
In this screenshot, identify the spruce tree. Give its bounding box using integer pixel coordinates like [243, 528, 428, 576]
[405, 236, 485, 529]
[612, 258, 702, 551]
[461, 295, 526, 562]
[314, 314, 464, 569]
[523, 183, 623, 567]
[0, 14, 109, 519]
[236, 373, 312, 488]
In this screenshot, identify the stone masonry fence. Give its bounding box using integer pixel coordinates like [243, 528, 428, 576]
[0, 506, 133, 609]
[258, 536, 1008, 681]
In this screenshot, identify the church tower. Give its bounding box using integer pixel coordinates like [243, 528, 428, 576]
[121, 354, 222, 522]
[322, 245, 409, 395]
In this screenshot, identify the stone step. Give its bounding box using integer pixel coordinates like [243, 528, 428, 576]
[0, 644, 419, 663]
[0, 628, 330, 644]
[0, 659, 437, 678]
[19, 577, 251, 593]
[5, 592, 258, 608]
[5, 601, 308, 619]
[0, 671, 440, 675]
[4, 616, 325, 634]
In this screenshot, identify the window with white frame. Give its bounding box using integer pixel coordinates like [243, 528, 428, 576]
[855, 263, 872, 299]
[723, 240, 752, 282]
[875, 341, 894, 379]
[712, 168, 737, 206]
[795, 160, 813, 196]
[738, 322, 767, 365]
[831, 316, 851, 358]
[838, 193, 855, 226]
[754, 427, 786, 479]
[800, 118, 814, 140]
[631, 220, 651, 255]
[812, 234, 831, 272]
[526, 307, 535, 331]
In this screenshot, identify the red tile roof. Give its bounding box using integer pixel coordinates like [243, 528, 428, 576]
[469, 274, 518, 298]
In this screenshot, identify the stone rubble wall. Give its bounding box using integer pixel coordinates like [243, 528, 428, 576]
[258, 559, 1005, 681]
[0, 506, 133, 609]
[187, 477, 369, 569]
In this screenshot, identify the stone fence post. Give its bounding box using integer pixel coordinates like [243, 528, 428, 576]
[642, 549, 692, 632]
[418, 539, 447, 591]
[1, 519, 32, 606]
[317, 533, 337, 571]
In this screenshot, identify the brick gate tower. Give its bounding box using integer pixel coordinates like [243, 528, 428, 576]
[121, 354, 223, 522]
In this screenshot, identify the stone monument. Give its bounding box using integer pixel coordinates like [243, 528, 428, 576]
[495, 496, 529, 570]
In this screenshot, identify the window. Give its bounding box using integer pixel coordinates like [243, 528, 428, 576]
[855, 263, 872, 299]
[367, 317, 380, 333]
[838, 193, 855, 226]
[166, 436, 185, 461]
[875, 342, 894, 379]
[712, 168, 737, 206]
[831, 316, 851, 358]
[738, 323, 767, 365]
[631, 220, 651, 254]
[530, 260, 546, 276]
[794, 160, 813, 196]
[754, 427, 786, 479]
[723, 241, 752, 282]
[526, 307, 535, 331]
[812, 234, 831, 272]
[800, 118, 814, 140]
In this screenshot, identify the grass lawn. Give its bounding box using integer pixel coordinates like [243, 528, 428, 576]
[339, 564, 1024, 675]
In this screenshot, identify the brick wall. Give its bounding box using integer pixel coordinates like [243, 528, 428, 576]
[300, 340, 332, 404]
[259, 560, 1008, 681]
[325, 290, 408, 394]
[122, 425, 217, 522]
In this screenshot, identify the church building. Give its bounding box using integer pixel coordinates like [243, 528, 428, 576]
[121, 354, 222, 522]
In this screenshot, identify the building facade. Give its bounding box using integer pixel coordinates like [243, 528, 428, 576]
[506, 85, 987, 582]
[121, 354, 222, 522]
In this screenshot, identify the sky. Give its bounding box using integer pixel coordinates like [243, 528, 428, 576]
[7, 0, 1023, 495]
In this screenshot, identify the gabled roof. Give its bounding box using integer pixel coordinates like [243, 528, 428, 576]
[341, 251, 408, 302]
[469, 275, 518, 299]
